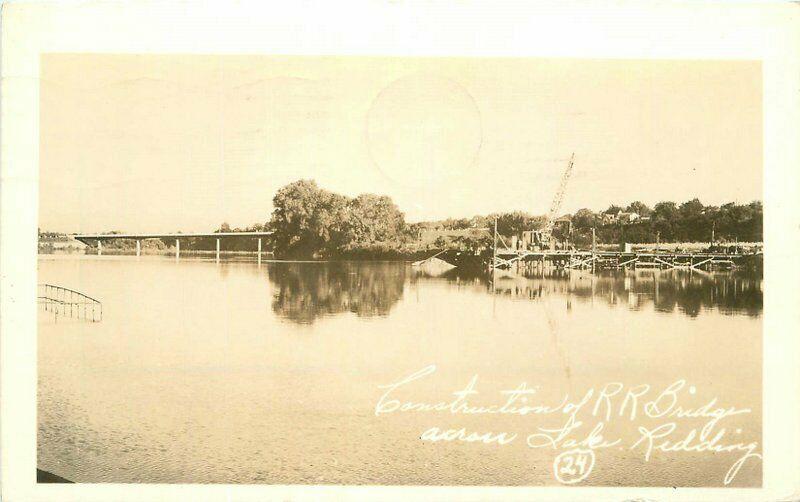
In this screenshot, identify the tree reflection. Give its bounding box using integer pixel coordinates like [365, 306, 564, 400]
[436, 268, 762, 318]
[270, 262, 761, 323]
[269, 262, 406, 323]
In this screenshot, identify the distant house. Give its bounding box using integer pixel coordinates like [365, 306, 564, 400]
[602, 210, 641, 225]
[617, 211, 640, 224]
[601, 212, 618, 224]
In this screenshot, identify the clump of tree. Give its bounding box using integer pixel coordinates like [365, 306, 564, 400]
[268, 180, 411, 259]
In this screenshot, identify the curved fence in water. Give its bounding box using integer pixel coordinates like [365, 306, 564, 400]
[38, 284, 102, 322]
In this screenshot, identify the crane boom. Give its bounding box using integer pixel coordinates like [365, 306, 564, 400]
[541, 153, 575, 241]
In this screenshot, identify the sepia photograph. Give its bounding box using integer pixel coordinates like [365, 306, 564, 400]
[3, 2, 800, 501]
[35, 54, 764, 487]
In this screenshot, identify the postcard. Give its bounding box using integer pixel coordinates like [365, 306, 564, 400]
[2, 1, 799, 501]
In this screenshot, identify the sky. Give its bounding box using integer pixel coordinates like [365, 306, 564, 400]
[39, 55, 762, 233]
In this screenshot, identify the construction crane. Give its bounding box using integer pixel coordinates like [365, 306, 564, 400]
[542, 153, 575, 240]
[529, 153, 575, 249]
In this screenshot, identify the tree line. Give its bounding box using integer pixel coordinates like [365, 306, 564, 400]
[418, 200, 761, 243]
[68, 180, 762, 259]
[265, 180, 762, 258]
[568, 199, 762, 247]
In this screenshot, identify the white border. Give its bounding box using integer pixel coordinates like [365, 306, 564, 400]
[2, 1, 800, 500]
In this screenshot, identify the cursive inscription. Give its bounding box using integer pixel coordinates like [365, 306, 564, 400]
[375, 365, 761, 486]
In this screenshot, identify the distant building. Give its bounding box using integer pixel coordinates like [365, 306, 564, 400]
[617, 211, 640, 223]
[602, 210, 641, 225]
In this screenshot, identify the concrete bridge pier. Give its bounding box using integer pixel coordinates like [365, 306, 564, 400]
[258, 238, 262, 264]
[136, 240, 141, 257]
[175, 239, 180, 259]
[216, 238, 220, 262]
[97, 240, 102, 256]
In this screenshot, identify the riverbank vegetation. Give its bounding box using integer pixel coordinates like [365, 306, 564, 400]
[41, 180, 763, 260]
[264, 180, 762, 259]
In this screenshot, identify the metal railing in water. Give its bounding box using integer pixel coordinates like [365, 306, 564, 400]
[38, 284, 102, 322]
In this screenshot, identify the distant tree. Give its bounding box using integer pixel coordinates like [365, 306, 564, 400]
[746, 201, 763, 241]
[572, 208, 598, 229]
[651, 202, 679, 241]
[652, 202, 678, 221]
[675, 199, 706, 241]
[495, 211, 543, 237]
[679, 198, 705, 218]
[269, 179, 350, 258]
[443, 218, 472, 230]
[625, 201, 652, 216]
[714, 200, 762, 242]
[346, 193, 406, 245]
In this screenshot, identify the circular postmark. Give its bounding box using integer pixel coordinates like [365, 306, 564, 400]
[365, 72, 483, 188]
[553, 448, 595, 485]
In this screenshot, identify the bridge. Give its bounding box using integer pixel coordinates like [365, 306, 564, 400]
[492, 247, 762, 272]
[73, 231, 274, 261]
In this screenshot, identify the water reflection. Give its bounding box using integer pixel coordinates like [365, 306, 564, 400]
[269, 261, 761, 323]
[269, 262, 406, 323]
[435, 268, 763, 318]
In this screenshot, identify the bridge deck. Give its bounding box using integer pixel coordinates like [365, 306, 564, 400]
[492, 247, 761, 271]
[74, 231, 273, 243]
[74, 231, 274, 260]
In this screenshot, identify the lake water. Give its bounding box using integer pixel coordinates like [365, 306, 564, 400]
[37, 255, 762, 486]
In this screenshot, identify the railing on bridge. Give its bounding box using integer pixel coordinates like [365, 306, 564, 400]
[38, 284, 102, 322]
